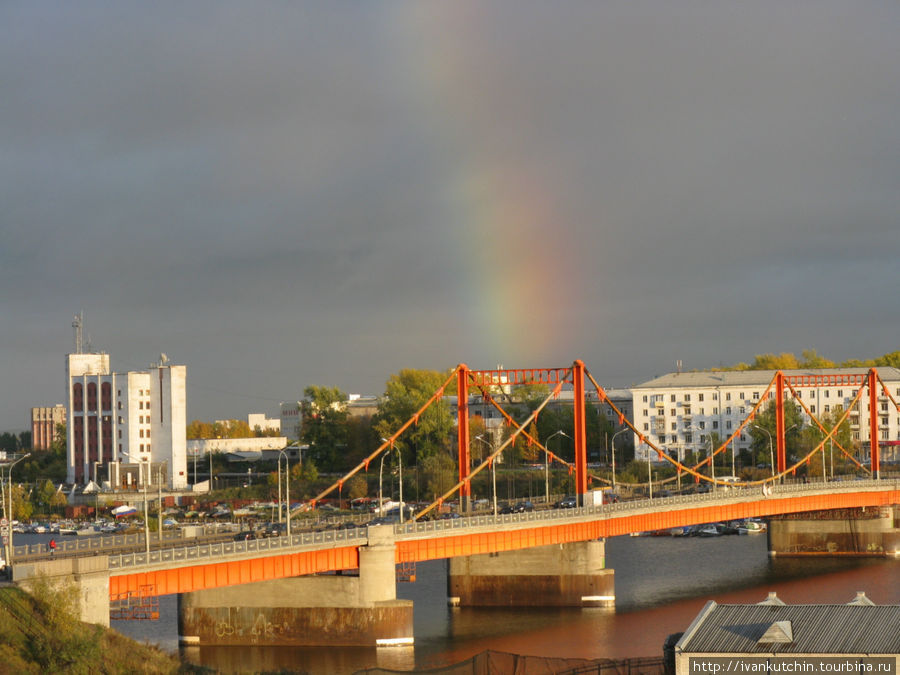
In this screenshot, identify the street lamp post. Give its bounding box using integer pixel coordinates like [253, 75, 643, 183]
[474, 435, 497, 517]
[4, 453, 31, 566]
[396, 446, 403, 524]
[278, 449, 291, 537]
[611, 429, 627, 493]
[120, 451, 150, 555]
[752, 425, 775, 482]
[377, 438, 390, 517]
[545, 430, 570, 506]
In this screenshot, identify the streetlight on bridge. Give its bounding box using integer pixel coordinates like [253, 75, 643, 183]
[611, 428, 628, 493]
[2, 452, 31, 566]
[277, 448, 291, 537]
[474, 435, 497, 517]
[544, 430, 570, 507]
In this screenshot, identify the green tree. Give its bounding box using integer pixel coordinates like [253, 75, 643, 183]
[373, 369, 454, 463]
[748, 400, 805, 466]
[347, 475, 367, 500]
[419, 452, 456, 501]
[301, 386, 349, 471]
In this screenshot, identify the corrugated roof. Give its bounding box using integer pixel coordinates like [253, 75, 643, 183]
[677, 603, 900, 654]
[633, 367, 900, 389]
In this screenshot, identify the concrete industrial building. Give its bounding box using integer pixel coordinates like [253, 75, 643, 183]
[66, 351, 188, 489]
[31, 404, 66, 450]
[630, 367, 900, 464]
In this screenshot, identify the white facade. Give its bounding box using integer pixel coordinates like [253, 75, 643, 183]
[280, 401, 302, 440]
[248, 413, 280, 433]
[630, 367, 900, 463]
[66, 352, 188, 489]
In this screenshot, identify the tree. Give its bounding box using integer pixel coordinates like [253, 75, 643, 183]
[301, 386, 349, 471]
[347, 475, 367, 500]
[748, 400, 805, 466]
[373, 369, 454, 463]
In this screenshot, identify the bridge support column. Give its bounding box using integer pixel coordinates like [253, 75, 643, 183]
[447, 540, 614, 607]
[178, 527, 413, 646]
[13, 556, 111, 627]
[768, 506, 900, 557]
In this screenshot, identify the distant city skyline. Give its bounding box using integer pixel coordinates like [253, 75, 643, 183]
[3, 2, 898, 432]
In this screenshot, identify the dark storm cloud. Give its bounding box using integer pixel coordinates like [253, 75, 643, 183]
[2, 1, 898, 429]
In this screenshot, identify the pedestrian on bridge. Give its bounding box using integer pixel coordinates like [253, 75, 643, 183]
[49, 538, 56, 556]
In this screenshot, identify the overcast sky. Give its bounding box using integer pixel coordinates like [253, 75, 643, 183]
[2, 2, 899, 432]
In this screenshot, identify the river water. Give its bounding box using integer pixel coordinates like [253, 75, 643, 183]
[17, 532, 900, 673]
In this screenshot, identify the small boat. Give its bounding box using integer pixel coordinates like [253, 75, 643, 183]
[697, 524, 722, 537]
[738, 519, 767, 535]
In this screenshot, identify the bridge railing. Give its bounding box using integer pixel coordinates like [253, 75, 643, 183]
[394, 478, 898, 537]
[107, 524, 367, 570]
[12, 523, 231, 559]
[102, 477, 898, 571]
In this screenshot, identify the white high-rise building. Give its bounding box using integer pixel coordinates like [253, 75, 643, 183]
[66, 352, 187, 489]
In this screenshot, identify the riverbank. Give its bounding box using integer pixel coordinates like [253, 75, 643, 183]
[0, 583, 202, 674]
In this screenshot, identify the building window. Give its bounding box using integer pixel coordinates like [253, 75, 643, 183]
[671, 422, 677, 431]
[838, 390, 843, 397]
[139, 429, 144, 438]
[139, 401, 143, 410]
[725, 392, 731, 401]
[726, 407, 732, 415]
[712, 421, 718, 429]
[699, 421, 706, 429]
[643, 410, 648, 417]
[713, 407, 718, 415]
[882, 430, 889, 440]
[117, 430, 121, 439]
[643, 423, 649, 431]
[713, 393, 718, 401]
[671, 394, 676, 402]
[87, 382, 97, 410]
[670, 435, 677, 444]
[146, 401, 150, 410]
[699, 394, 704, 402]
[642, 395, 648, 403]
[753, 392, 760, 400]
[825, 405, 830, 412]
[685, 433, 692, 443]
[670, 409, 676, 416]
[825, 390, 830, 398]
[726, 421, 732, 429]
[685, 394, 691, 402]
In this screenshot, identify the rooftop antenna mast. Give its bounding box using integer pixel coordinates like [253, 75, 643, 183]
[72, 311, 84, 353]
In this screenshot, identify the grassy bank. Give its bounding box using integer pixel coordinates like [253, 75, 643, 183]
[0, 580, 201, 674]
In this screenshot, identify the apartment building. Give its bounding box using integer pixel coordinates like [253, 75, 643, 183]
[630, 367, 900, 463]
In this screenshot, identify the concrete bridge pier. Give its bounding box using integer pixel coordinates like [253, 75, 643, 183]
[178, 526, 413, 647]
[12, 556, 111, 627]
[768, 506, 900, 557]
[447, 539, 614, 608]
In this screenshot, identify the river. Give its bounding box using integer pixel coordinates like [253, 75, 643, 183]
[15, 531, 900, 673]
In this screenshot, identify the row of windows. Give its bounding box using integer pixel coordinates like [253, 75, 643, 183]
[642, 387, 900, 406]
